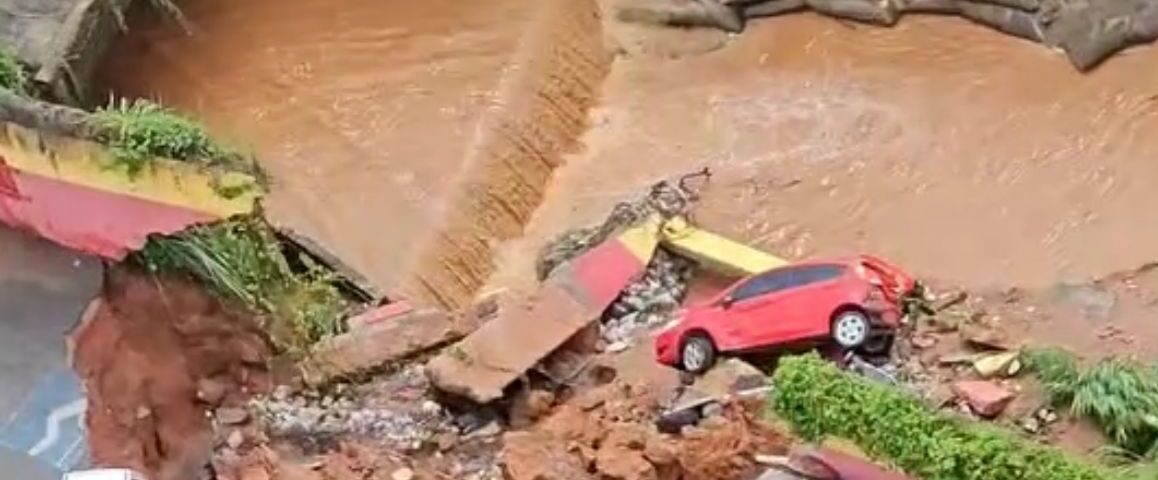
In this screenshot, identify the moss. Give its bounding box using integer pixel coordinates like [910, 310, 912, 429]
[0, 48, 29, 95]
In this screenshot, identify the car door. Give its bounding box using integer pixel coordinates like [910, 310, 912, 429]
[724, 268, 796, 348]
[772, 264, 849, 340]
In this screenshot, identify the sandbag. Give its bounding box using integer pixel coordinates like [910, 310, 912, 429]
[1130, 6, 1158, 41]
[742, 0, 808, 18]
[897, 0, 960, 14]
[1059, 19, 1133, 70]
[971, 0, 1039, 13]
[617, 0, 746, 32]
[958, 2, 1043, 41]
[806, 0, 900, 26]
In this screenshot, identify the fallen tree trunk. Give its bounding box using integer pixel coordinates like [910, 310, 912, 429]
[0, 89, 95, 139]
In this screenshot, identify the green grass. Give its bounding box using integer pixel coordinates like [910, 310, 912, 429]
[1023, 348, 1158, 460]
[135, 218, 349, 351]
[770, 353, 1115, 480]
[91, 98, 261, 180]
[0, 48, 29, 95]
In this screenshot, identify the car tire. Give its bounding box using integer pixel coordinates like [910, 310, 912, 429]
[680, 334, 716, 374]
[830, 309, 871, 348]
[860, 334, 894, 356]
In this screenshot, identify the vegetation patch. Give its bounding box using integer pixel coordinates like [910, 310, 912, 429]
[0, 48, 29, 95]
[1023, 348, 1158, 461]
[770, 353, 1115, 480]
[91, 99, 264, 184]
[134, 217, 350, 351]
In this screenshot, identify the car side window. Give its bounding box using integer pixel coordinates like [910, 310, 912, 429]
[731, 269, 795, 302]
[792, 265, 845, 287]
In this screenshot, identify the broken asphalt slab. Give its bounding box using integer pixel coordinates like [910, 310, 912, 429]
[427, 220, 661, 403]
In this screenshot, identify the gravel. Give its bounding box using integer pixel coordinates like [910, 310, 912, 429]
[601, 249, 695, 346]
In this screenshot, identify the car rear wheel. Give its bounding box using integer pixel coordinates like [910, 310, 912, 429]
[831, 310, 870, 348]
[680, 335, 716, 374]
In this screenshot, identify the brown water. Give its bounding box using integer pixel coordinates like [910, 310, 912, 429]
[101, 2, 1158, 303]
[493, 15, 1158, 294]
[100, 0, 609, 307]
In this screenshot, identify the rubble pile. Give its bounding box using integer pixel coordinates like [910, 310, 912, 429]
[501, 379, 789, 480]
[602, 249, 697, 348]
[251, 366, 456, 452]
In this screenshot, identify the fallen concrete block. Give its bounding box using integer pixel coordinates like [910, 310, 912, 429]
[951, 380, 1015, 418]
[427, 221, 660, 403]
[303, 308, 466, 385]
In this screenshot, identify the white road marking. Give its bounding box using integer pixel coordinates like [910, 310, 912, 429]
[27, 398, 85, 457]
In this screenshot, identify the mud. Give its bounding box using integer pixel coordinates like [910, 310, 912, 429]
[69, 267, 273, 479]
[98, 0, 611, 309]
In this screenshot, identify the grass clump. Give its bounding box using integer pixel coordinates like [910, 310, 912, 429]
[1023, 348, 1158, 460]
[135, 218, 349, 351]
[770, 353, 1113, 480]
[0, 48, 29, 95]
[91, 99, 260, 180]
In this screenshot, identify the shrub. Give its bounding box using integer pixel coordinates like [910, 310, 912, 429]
[0, 48, 28, 94]
[1024, 348, 1158, 460]
[770, 354, 1113, 480]
[91, 98, 259, 178]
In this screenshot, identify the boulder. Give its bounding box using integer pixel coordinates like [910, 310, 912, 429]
[951, 380, 1015, 417]
[971, 351, 1020, 378]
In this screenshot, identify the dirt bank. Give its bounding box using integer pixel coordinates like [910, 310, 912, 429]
[70, 267, 273, 479]
[99, 0, 611, 309]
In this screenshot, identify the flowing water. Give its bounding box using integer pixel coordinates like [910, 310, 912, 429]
[100, 2, 1158, 301]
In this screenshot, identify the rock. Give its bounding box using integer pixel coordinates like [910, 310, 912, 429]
[272, 385, 293, 402]
[465, 421, 503, 440]
[216, 407, 250, 425]
[1020, 416, 1042, 434]
[961, 325, 1018, 351]
[606, 341, 631, 353]
[509, 389, 556, 429]
[937, 352, 979, 366]
[1006, 359, 1023, 376]
[421, 400, 442, 415]
[695, 358, 765, 397]
[972, 352, 1020, 378]
[227, 429, 246, 449]
[1036, 407, 1059, 424]
[197, 378, 229, 405]
[701, 402, 725, 418]
[910, 335, 938, 349]
[503, 431, 594, 480]
[391, 468, 415, 480]
[951, 380, 1015, 418]
[239, 466, 271, 480]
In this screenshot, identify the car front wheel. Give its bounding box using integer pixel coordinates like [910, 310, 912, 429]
[831, 310, 870, 348]
[680, 335, 716, 373]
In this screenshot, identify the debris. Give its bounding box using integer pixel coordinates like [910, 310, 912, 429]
[847, 354, 900, 386]
[227, 429, 246, 449]
[391, 467, 415, 480]
[935, 291, 968, 311]
[601, 249, 695, 346]
[961, 324, 1018, 351]
[304, 308, 468, 386]
[198, 378, 229, 405]
[509, 388, 556, 429]
[695, 358, 767, 397]
[910, 335, 938, 349]
[972, 351, 1020, 378]
[346, 301, 413, 330]
[464, 421, 503, 440]
[951, 380, 1015, 417]
[215, 407, 251, 425]
[502, 431, 593, 480]
[937, 352, 980, 366]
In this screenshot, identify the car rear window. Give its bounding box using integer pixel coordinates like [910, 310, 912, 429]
[793, 264, 845, 285]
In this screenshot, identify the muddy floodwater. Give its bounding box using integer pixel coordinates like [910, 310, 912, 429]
[496, 16, 1158, 293]
[101, 2, 1158, 299]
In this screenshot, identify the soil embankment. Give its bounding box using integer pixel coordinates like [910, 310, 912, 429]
[99, 0, 611, 309]
[70, 267, 273, 479]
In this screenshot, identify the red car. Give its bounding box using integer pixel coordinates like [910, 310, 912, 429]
[654, 255, 917, 373]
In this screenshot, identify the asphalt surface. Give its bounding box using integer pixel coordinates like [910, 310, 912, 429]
[0, 225, 101, 476]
